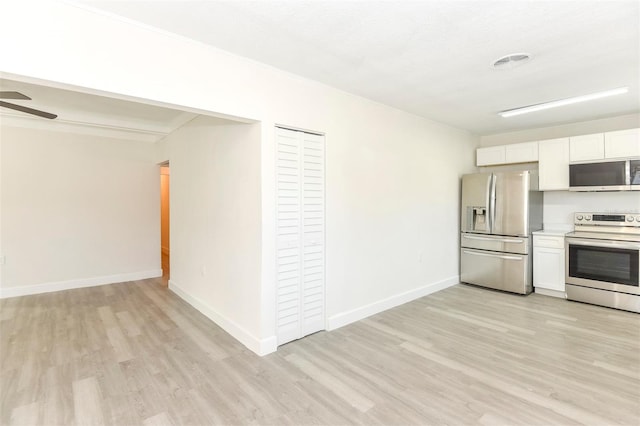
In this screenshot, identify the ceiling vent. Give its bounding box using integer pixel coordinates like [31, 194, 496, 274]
[492, 53, 531, 69]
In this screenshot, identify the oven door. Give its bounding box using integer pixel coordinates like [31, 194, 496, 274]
[566, 237, 640, 295]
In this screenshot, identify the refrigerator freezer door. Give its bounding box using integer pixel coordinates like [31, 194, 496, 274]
[492, 171, 530, 237]
[460, 248, 532, 294]
[460, 233, 529, 255]
[461, 173, 493, 234]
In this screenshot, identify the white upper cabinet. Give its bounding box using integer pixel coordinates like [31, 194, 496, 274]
[569, 129, 639, 162]
[538, 138, 570, 191]
[476, 142, 538, 166]
[476, 146, 506, 166]
[569, 133, 604, 162]
[477, 128, 638, 170]
[505, 141, 539, 163]
[605, 128, 640, 159]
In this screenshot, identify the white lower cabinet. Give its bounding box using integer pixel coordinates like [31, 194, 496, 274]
[533, 233, 566, 297]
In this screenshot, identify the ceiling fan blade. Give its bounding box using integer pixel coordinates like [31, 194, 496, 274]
[0, 101, 57, 119]
[0, 91, 31, 100]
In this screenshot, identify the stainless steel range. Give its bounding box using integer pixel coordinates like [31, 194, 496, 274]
[565, 213, 640, 313]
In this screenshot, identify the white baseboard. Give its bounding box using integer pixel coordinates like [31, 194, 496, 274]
[0, 269, 163, 299]
[168, 279, 277, 356]
[327, 275, 459, 331]
[534, 288, 567, 299]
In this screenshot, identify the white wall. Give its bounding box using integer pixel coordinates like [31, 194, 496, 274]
[158, 116, 265, 352]
[325, 110, 477, 328]
[0, 125, 161, 297]
[544, 192, 640, 230]
[0, 2, 478, 354]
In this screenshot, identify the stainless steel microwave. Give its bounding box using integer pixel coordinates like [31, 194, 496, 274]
[569, 159, 640, 191]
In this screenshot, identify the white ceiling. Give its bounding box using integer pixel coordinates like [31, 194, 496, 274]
[72, 0, 640, 135]
[2, 2, 638, 136]
[0, 78, 197, 141]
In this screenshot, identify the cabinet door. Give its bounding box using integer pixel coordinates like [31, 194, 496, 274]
[538, 138, 569, 190]
[505, 141, 539, 163]
[477, 146, 505, 166]
[605, 128, 640, 158]
[569, 133, 604, 161]
[533, 247, 565, 292]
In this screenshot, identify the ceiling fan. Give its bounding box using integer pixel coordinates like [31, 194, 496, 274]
[0, 91, 57, 119]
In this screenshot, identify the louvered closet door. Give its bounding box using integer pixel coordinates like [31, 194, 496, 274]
[276, 127, 325, 346]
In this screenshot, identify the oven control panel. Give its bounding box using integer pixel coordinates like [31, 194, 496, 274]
[574, 212, 640, 227]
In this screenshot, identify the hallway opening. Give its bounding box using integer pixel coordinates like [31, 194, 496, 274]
[160, 163, 170, 285]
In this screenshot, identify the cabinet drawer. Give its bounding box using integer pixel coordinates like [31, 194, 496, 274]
[533, 235, 564, 249]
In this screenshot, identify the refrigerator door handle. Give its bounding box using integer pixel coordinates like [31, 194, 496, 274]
[489, 174, 496, 233]
[463, 250, 523, 261]
[485, 174, 493, 233]
[462, 235, 525, 244]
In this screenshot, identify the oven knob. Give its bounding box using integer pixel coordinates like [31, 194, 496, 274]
[585, 215, 592, 221]
[627, 216, 634, 222]
[577, 215, 584, 221]
[636, 216, 640, 222]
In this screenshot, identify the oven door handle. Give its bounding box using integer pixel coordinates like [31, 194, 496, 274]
[566, 238, 640, 250]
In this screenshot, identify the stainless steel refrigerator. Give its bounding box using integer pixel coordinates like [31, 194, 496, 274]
[460, 170, 543, 294]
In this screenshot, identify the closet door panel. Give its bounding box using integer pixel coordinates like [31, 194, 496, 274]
[276, 128, 325, 345]
[276, 128, 302, 345]
[301, 132, 325, 336]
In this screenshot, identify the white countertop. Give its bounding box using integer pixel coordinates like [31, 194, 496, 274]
[532, 229, 570, 237]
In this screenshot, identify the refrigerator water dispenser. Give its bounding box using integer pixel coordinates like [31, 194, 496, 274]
[467, 206, 488, 232]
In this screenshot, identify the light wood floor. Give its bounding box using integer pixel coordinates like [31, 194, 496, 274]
[1, 280, 638, 425]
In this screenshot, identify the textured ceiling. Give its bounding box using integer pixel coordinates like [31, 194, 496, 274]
[57, 1, 640, 134]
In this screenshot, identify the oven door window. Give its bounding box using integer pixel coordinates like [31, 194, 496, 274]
[569, 244, 639, 286]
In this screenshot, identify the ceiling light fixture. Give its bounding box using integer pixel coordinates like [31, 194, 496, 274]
[492, 53, 531, 69]
[499, 87, 629, 118]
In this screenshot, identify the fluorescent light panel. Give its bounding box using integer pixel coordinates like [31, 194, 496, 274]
[499, 87, 629, 118]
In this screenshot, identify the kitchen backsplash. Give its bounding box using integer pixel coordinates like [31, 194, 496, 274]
[543, 191, 640, 231]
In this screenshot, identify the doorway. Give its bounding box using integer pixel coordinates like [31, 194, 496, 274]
[160, 163, 170, 284]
